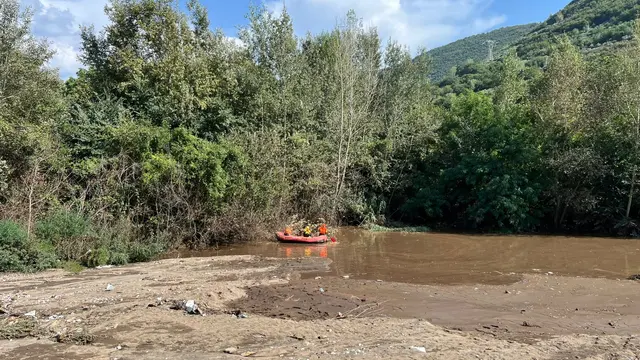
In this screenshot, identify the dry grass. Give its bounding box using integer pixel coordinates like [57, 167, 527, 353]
[0, 317, 38, 340]
[0, 316, 94, 345]
[55, 329, 95, 345]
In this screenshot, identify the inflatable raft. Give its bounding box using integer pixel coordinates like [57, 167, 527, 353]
[275, 232, 328, 244]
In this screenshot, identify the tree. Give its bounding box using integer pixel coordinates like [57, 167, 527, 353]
[239, 5, 301, 131]
[329, 11, 381, 221]
[78, 0, 232, 134]
[404, 92, 542, 231]
[533, 36, 585, 129]
[532, 36, 598, 228]
[0, 0, 63, 178]
[373, 42, 438, 221]
[614, 19, 640, 219]
[0, 0, 65, 237]
[494, 50, 528, 115]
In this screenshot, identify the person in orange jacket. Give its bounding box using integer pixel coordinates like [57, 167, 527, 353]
[318, 223, 327, 235]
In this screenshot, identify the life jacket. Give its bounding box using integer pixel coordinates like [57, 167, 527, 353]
[318, 224, 327, 235]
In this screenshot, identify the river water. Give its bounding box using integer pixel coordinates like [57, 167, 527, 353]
[175, 228, 640, 285]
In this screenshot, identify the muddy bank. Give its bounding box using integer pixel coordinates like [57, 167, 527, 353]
[0, 255, 639, 359]
[231, 275, 640, 344]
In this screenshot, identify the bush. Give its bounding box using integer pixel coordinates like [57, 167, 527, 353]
[0, 220, 28, 248]
[85, 247, 109, 267]
[0, 221, 30, 272]
[128, 242, 164, 263]
[35, 210, 92, 245]
[109, 252, 129, 266]
[63, 261, 85, 273]
[0, 248, 27, 272]
[36, 211, 93, 261]
[0, 220, 59, 272]
[0, 215, 171, 273]
[27, 242, 60, 271]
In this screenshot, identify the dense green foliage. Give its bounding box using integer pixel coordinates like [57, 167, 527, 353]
[427, 24, 537, 81]
[3, 0, 640, 272]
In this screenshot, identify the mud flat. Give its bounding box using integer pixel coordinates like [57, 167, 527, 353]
[1, 255, 639, 359]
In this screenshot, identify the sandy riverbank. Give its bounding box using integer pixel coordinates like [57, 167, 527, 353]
[1, 255, 639, 359]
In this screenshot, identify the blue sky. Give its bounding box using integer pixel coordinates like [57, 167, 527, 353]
[22, 0, 571, 78]
[209, 0, 570, 38]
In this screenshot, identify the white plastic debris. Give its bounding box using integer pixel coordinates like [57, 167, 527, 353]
[105, 284, 115, 291]
[184, 300, 198, 314]
[410, 346, 427, 353]
[24, 310, 36, 318]
[224, 347, 238, 354]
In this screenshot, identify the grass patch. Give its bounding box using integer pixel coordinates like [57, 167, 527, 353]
[62, 261, 85, 274]
[364, 224, 430, 233]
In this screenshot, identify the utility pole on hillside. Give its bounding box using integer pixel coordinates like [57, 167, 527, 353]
[486, 40, 497, 61]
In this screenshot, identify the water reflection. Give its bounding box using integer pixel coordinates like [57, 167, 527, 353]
[175, 228, 640, 285]
[281, 245, 329, 258]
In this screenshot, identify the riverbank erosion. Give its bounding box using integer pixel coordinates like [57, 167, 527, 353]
[1, 256, 639, 359]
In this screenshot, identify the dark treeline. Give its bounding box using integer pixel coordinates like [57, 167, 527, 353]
[2, 0, 640, 272]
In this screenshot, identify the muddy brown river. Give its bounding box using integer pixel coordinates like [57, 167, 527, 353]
[174, 229, 640, 285]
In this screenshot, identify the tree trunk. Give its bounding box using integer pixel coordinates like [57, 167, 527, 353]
[553, 198, 562, 228]
[559, 203, 569, 227]
[626, 166, 636, 218]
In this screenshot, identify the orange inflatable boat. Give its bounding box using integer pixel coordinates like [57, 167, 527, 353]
[275, 232, 328, 244]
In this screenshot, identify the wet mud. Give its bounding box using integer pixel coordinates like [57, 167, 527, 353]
[230, 275, 640, 344]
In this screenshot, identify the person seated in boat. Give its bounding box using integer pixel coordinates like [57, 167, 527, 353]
[284, 226, 293, 236]
[303, 226, 312, 237]
[318, 223, 327, 236]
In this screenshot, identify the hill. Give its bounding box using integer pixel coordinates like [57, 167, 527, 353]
[432, 0, 640, 97]
[514, 0, 640, 65]
[427, 24, 537, 81]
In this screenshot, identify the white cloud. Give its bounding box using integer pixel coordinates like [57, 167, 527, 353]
[225, 36, 246, 48]
[21, 0, 109, 79]
[47, 41, 83, 73]
[472, 15, 507, 33]
[264, 0, 507, 53]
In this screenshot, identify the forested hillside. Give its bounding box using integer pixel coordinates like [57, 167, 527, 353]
[3, 0, 640, 273]
[428, 24, 537, 81]
[515, 0, 640, 65]
[434, 0, 640, 95]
